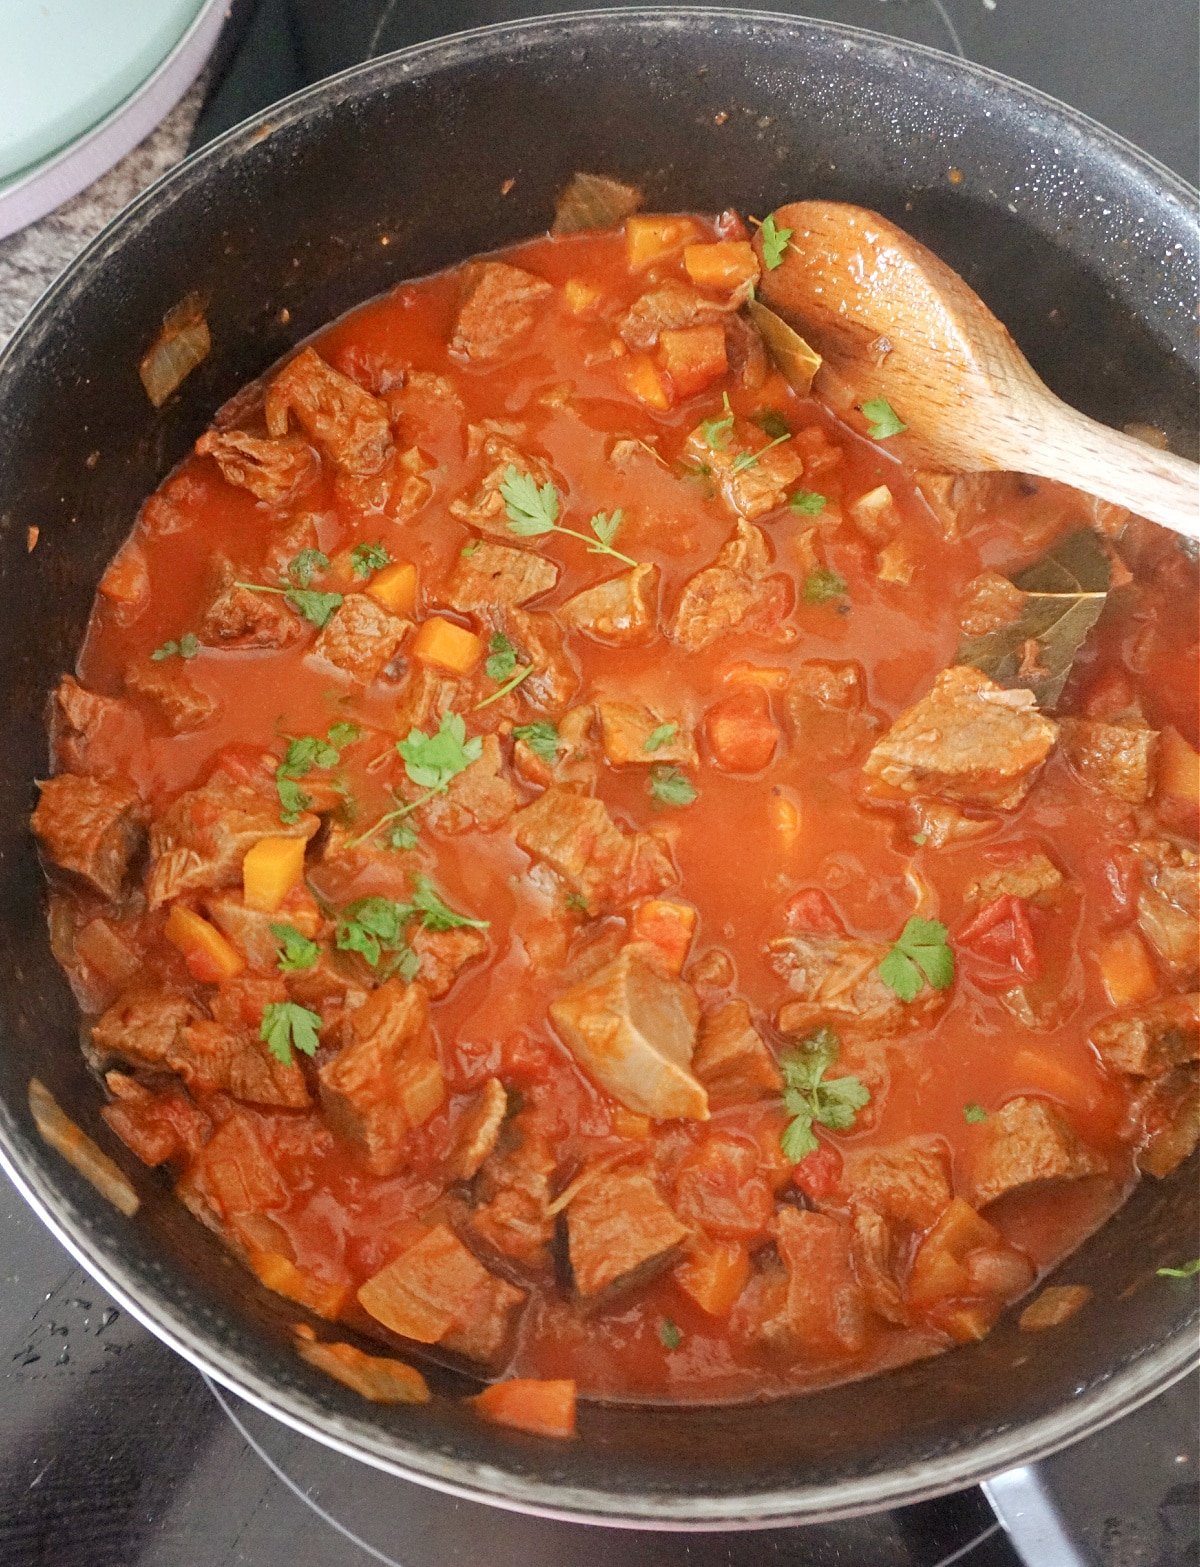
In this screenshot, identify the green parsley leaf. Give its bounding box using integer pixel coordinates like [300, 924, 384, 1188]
[501, 465, 560, 536]
[589, 509, 623, 550]
[912, 832, 928, 847]
[150, 632, 200, 661]
[803, 568, 848, 604]
[326, 720, 360, 750]
[861, 397, 907, 440]
[288, 549, 331, 588]
[752, 409, 792, 440]
[389, 819, 419, 851]
[700, 392, 735, 451]
[274, 724, 353, 822]
[382, 944, 421, 983]
[260, 1000, 322, 1065]
[565, 890, 590, 914]
[286, 587, 343, 628]
[789, 490, 827, 517]
[963, 1103, 988, 1124]
[730, 431, 790, 473]
[760, 213, 793, 271]
[878, 916, 955, 1003]
[461, 540, 481, 558]
[778, 1027, 870, 1163]
[659, 1318, 683, 1351]
[335, 897, 411, 967]
[486, 632, 519, 682]
[351, 542, 391, 580]
[275, 777, 313, 825]
[1157, 1258, 1200, 1278]
[643, 723, 678, 753]
[150, 641, 177, 662]
[649, 766, 697, 807]
[513, 721, 560, 763]
[396, 711, 482, 792]
[409, 875, 489, 932]
[271, 923, 321, 973]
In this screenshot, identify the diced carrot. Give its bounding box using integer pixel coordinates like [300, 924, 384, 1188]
[99, 545, 149, 607]
[1157, 725, 1199, 805]
[630, 899, 697, 974]
[471, 1378, 577, 1438]
[1098, 927, 1159, 1008]
[249, 1251, 351, 1319]
[705, 686, 778, 773]
[909, 1197, 1001, 1307]
[674, 1236, 751, 1317]
[164, 904, 245, 982]
[723, 662, 790, 689]
[625, 214, 701, 270]
[1011, 1047, 1096, 1113]
[411, 615, 482, 674]
[612, 1107, 653, 1139]
[773, 794, 801, 849]
[366, 561, 418, 617]
[295, 1336, 431, 1403]
[624, 352, 672, 410]
[657, 323, 728, 399]
[683, 240, 759, 293]
[563, 278, 602, 314]
[242, 836, 307, 913]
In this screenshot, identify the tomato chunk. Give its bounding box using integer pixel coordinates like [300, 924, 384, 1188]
[704, 686, 778, 773]
[958, 894, 1040, 982]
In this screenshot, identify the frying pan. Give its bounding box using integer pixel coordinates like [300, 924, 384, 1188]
[0, 8, 1195, 1530]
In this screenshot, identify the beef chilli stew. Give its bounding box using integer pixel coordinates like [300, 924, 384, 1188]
[32, 207, 1199, 1425]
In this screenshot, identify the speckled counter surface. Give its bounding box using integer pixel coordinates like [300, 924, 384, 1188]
[0, 82, 205, 349]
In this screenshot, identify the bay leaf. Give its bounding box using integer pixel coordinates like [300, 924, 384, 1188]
[747, 298, 823, 395]
[957, 528, 1111, 710]
[552, 172, 642, 235]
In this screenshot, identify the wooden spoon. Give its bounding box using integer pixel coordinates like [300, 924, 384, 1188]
[756, 201, 1199, 540]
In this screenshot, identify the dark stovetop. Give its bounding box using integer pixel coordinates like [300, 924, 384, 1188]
[5, 4, 1198, 1565]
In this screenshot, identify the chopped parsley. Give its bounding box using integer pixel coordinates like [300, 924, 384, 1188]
[409, 875, 489, 932]
[648, 766, 697, 807]
[1157, 1259, 1200, 1279]
[911, 832, 929, 847]
[789, 490, 827, 517]
[658, 1318, 683, 1351]
[779, 1027, 870, 1162]
[752, 409, 792, 440]
[461, 540, 481, 557]
[150, 632, 200, 662]
[351, 541, 392, 579]
[274, 723, 357, 823]
[730, 431, 790, 473]
[861, 397, 907, 440]
[288, 548, 330, 588]
[699, 392, 735, 451]
[335, 878, 487, 968]
[878, 916, 955, 1003]
[234, 576, 343, 628]
[643, 723, 678, 753]
[963, 1103, 988, 1124]
[501, 466, 639, 567]
[396, 711, 481, 791]
[485, 632, 519, 682]
[260, 1001, 322, 1066]
[272, 923, 321, 973]
[513, 721, 560, 764]
[760, 213, 793, 271]
[803, 568, 848, 604]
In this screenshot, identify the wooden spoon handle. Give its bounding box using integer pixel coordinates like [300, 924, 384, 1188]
[1027, 403, 1199, 540]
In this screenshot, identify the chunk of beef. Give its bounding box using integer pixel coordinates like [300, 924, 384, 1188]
[52, 675, 141, 778]
[424, 735, 519, 835]
[967, 850, 1064, 908]
[101, 1073, 211, 1167]
[488, 607, 580, 713]
[672, 1131, 774, 1240]
[768, 931, 930, 1036]
[449, 436, 555, 537]
[265, 347, 392, 476]
[863, 666, 1058, 810]
[669, 520, 786, 651]
[908, 800, 995, 849]
[957, 570, 1029, 636]
[771, 1207, 867, 1357]
[318, 980, 443, 1176]
[147, 776, 318, 908]
[717, 441, 805, 521]
[596, 701, 697, 766]
[842, 1138, 953, 1231]
[200, 561, 303, 650]
[90, 987, 198, 1073]
[559, 563, 660, 646]
[442, 540, 559, 611]
[1092, 993, 1199, 1079]
[1127, 1067, 1200, 1177]
[180, 1017, 311, 1109]
[1133, 838, 1199, 977]
[195, 429, 318, 506]
[1060, 717, 1158, 804]
[357, 1223, 526, 1362]
[618, 280, 729, 351]
[393, 664, 463, 738]
[971, 1096, 1104, 1207]
[785, 659, 877, 762]
[178, 1110, 288, 1228]
[411, 923, 489, 999]
[32, 774, 144, 901]
[512, 786, 676, 913]
[850, 1207, 908, 1325]
[567, 1163, 689, 1298]
[470, 1129, 558, 1265]
[549, 946, 706, 1121]
[450, 261, 552, 362]
[334, 444, 433, 522]
[691, 999, 782, 1107]
[512, 703, 597, 792]
[311, 593, 409, 684]
[444, 1078, 507, 1181]
[205, 891, 300, 973]
[124, 658, 217, 734]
